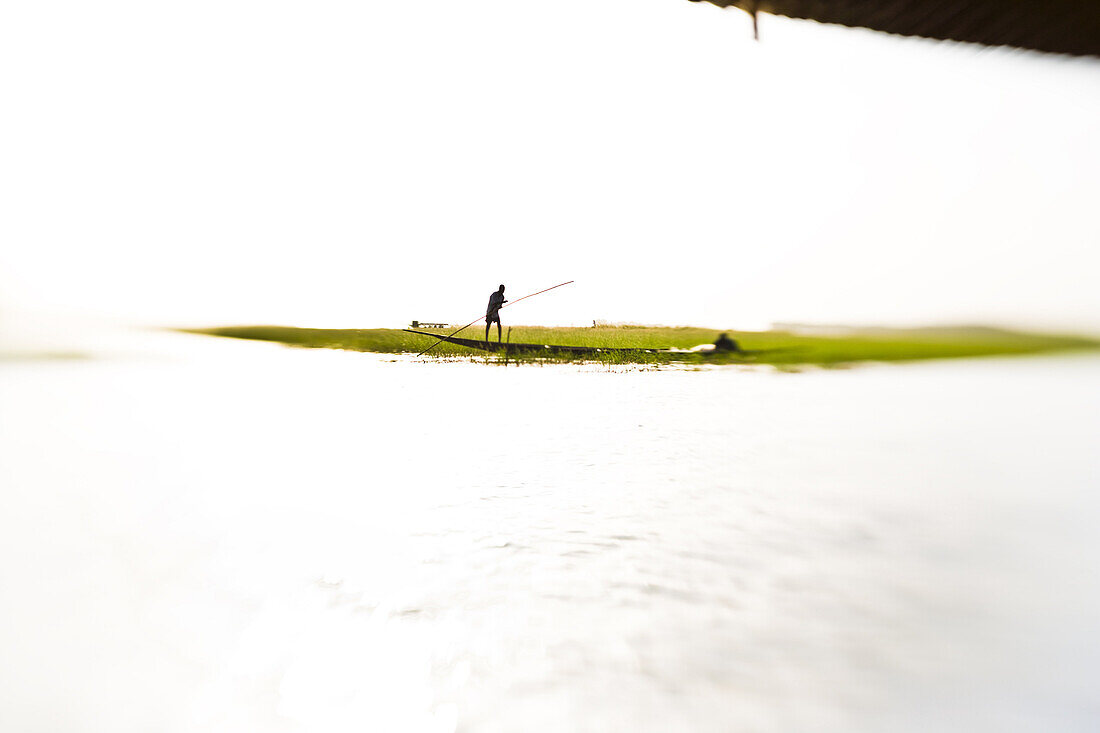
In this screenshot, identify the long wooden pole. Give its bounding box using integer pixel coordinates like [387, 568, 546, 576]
[415, 280, 575, 356]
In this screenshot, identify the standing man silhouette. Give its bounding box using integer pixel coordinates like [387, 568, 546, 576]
[485, 284, 507, 343]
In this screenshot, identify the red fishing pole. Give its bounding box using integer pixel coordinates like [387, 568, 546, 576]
[415, 280, 575, 357]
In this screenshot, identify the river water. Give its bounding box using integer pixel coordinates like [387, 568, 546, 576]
[2, 326, 1098, 732]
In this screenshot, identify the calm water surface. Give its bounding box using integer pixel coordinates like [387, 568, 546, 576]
[2, 327, 1098, 732]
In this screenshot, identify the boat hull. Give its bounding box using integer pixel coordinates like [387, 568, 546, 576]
[404, 330, 657, 355]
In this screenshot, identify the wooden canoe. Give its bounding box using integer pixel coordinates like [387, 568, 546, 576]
[403, 329, 660, 355]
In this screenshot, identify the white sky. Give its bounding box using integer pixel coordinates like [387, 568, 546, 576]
[2, 0, 1098, 331]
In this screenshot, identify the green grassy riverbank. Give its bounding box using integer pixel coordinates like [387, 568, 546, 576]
[181, 324, 1099, 367]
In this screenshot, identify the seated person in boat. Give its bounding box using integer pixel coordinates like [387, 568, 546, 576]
[713, 333, 741, 353]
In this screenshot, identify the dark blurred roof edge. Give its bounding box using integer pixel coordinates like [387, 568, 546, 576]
[688, 0, 1100, 57]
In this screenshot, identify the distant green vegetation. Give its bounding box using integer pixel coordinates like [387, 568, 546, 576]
[181, 324, 1099, 367]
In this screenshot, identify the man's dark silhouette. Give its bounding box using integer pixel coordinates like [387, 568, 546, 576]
[485, 284, 507, 343]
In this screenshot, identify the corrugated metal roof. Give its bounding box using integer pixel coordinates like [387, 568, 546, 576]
[687, 0, 1100, 57]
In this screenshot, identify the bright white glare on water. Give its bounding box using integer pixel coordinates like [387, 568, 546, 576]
[2, 326, 1099, 731]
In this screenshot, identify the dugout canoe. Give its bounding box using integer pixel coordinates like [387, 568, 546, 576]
[404, 330, 660, 354]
